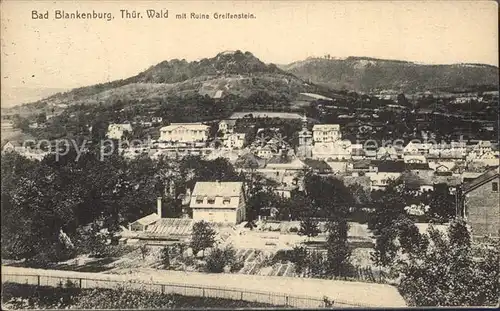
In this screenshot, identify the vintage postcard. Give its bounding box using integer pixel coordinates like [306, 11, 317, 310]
[1, 0, 499, 309]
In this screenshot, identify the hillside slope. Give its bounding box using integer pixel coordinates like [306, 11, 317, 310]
[33, 51, 312, 107]
[281, 57, 499, 93]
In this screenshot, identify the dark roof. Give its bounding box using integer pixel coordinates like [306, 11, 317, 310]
[405, 163, 431, 170]
[462, 166, 499, 194]
[352, 159, 371, 169]
[303, 158, 331, 172]
[374, 160, 405, 173]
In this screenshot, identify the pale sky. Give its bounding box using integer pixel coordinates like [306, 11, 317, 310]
[1, 0, 498, 103]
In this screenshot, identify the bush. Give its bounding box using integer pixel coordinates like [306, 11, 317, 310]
[1, 283, 278, 309]
[229, 259, 245, 273]
[26, 242, 75, 268]
[205, 246, 236, 273]
[273, 249, 294, 263]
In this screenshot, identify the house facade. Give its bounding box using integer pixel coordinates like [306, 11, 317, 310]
[460, 167, 500, 239]
[312, 124, 341, 143]
[159, 123, 210, 143]
[224, 132, 246, 149]
[107, 124, 133, 140]
[190, 181, 246, 224]
[403, 142, 432, 155]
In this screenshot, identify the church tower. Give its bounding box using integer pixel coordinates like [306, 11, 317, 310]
[297, 114, 313, 159]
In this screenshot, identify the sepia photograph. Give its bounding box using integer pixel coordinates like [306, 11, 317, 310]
[1, 0, 499, 309]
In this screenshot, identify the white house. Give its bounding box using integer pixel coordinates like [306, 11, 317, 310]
[404, 141, 432, 155]
[403, 154, 427, 164]
[471, 140, 493, 155]
[224, 132, 246, 149]
[366, 172, 402, 191]
[107, 124, 133, 140]
[429, 142, 467, 159]
[159, 123, 210, 143]
[190, 181, 246, 224]
[377, 146, 400, 160]
[312, 124, 341, 143]
[218, 119, 236, 134]
[256, 145, 277, 159]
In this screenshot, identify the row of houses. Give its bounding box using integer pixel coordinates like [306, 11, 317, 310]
[125, 166, 499, 242]
[104, 116, 497, 165]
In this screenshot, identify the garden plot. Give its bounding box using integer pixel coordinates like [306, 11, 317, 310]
[236, 249, 266, 275]
[108, 246, 163, 272]
[267, 262, 295, 277]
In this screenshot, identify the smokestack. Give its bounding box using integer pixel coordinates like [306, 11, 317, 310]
[157, 197, 162, 218]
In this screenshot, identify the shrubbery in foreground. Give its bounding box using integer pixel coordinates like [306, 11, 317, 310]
[1, 283, 278, 309]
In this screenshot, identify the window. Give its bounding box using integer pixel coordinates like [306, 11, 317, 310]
[492, 182, 498, 193]
[207, 197, 216, 204]
[195, 196, 204, 204]
[223, 197, 231, 205]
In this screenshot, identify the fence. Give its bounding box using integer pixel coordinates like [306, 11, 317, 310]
[1, 272, 361, 308]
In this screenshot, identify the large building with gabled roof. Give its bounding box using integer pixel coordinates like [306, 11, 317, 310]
[190, 181, 246, 224]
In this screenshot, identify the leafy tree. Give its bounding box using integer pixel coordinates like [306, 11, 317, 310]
[304, 173, 353, 218]
[246, 188, 281, 221]
[368, 179, 406, 234]
[447, 217, 470, 248]
[307, 250, 325, 278]
[290, 246, 308, 274]
[74, 222, 108, 258]
[397, 218, 499, 306]
[180, 156, 242, 190]
[161, 246, 170, 269]
[190, 221, 216, 256]
[428, 183, 456, 222]
[371, 214, 428, 267]
[394, 215, 428, 256]
[298, 217, 321, 239]
[371, 226, 399, 267]
[325, 219, 352, 277]
[348, 183, 370, 206]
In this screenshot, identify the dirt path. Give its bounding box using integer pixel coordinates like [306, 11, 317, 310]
[1, 265, 406, 307]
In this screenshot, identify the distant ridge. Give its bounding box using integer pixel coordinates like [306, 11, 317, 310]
[280, 56, 499, 93]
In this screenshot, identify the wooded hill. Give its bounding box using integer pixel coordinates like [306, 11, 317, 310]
[280, 56, 499, 93]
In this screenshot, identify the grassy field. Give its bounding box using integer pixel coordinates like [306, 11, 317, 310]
[1, 282, 281, 309]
